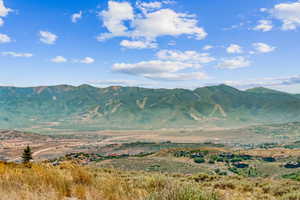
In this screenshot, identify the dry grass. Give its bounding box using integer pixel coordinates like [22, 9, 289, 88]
[0, 162, 216, 200]
[1, 161, 300, 200]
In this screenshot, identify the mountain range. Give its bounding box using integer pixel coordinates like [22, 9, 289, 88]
[0, 84, 300, 131]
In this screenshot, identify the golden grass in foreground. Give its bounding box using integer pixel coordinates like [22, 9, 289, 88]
[1, 162, 300, 200]
[0, 162, 216, 200]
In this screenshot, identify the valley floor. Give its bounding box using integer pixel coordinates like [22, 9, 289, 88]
[2, 122, 300, 199]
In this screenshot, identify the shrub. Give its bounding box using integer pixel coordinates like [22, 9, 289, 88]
[194, 158, 205, 164]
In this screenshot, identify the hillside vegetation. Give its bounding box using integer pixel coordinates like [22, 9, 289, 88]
[1, 84, 300, 131]
[1, 161, 300, 200]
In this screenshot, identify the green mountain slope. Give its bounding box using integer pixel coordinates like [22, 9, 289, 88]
[246, 87, 289, 95]
[294, 94, 300, 99]
[0, 84, 300, 131]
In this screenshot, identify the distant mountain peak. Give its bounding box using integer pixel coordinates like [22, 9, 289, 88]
[246, 87, 287, 95]
[77, 84, 95, 88]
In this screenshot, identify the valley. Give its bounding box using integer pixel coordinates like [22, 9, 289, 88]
[2, 122, 300, 162]
[1, 85, 300, 199]
[2, 123, 300, 199]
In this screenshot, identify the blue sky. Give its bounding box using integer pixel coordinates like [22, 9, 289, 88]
[1, 0, 300, 92]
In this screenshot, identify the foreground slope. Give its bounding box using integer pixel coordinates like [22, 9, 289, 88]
[1, 161, 300, 200]
[1, 84, 300, 130]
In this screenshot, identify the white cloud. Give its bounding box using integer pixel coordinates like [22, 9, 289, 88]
[144, 72, 207, 81]
[260, 8, 267, 12]
[0, 0, 11, 26]
[51, 56, 67, 63]
[98, 1, 134, 41]
[138, 1, 162, 9]
[226, 44, 243, 54]
[157, 50, 215, 64]
[113, 60, 197, 75]
[223, 22, 246, 31]
[71, 11, 82, 23]
[0, 33, 10, 43]
[252, 42, 275, 53]
[120, 40, 157, 49]
[112, 60, 207, 81]
[0, 0, 11, 17]
[39, 31, 58, 45]
[132, 9, 207, 41]
[76, 57, 95, 64]
[52, 56, 95, 64]
[137, 1, 162, 14]
[203, 45, 213, 51]
[271, 1, 300, 30]
[112, 48, 213, 81]
[218, 57, 251, 69]
[2, 51, 33, 58]
[253, 20, 273, 32]
[98, 1, 207, 48]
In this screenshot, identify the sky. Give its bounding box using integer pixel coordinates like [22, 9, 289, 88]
[1, 0, 300, 93]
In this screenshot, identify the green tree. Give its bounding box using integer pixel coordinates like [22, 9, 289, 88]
[22, 145, 33, 164]
[194, 157, 205, 164]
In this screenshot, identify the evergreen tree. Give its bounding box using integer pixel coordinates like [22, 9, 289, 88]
[22, 145, 33, 163]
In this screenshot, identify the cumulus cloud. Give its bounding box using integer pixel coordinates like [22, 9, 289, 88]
[113, 60, 196, 75]
[112, 48, 214, 81]
[71, 11, 82, 23]
[218, 56, 250, 69]
[39, 31, 58, 45]
[51, 56, 67, 63]
[120, 40, 157, 49]
[132, 9, 207, 40]
[81, 57, 95, 64]
[98, 1, 207, 48]
[203, 45, 213, 51]
[74, 57, 95, 64]
[0, 0, 11, 26]
[2, 51, 33, 58]
[271, 1, 300, 30]
[52, 56, 95, 64]
[112, 60, 207, 81]
[137, 1, 162, 9]
[0, 33, 10, 43]
[226, 44, 243, 54]
[253, 20, 273, 32]
[0, 0, 10, 17]
[136, 1, 162, 14]
[252, 42, 276, 53]
[98, 1, 134, 41]
[143, 72, 207, 81]
[157, 50, 215, 64]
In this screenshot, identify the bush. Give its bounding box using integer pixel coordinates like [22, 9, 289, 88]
[194, 158, 205, 164]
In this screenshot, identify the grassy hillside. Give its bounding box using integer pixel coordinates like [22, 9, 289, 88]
[1, 84, 300, 131]
[1, 161, 300, 200]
